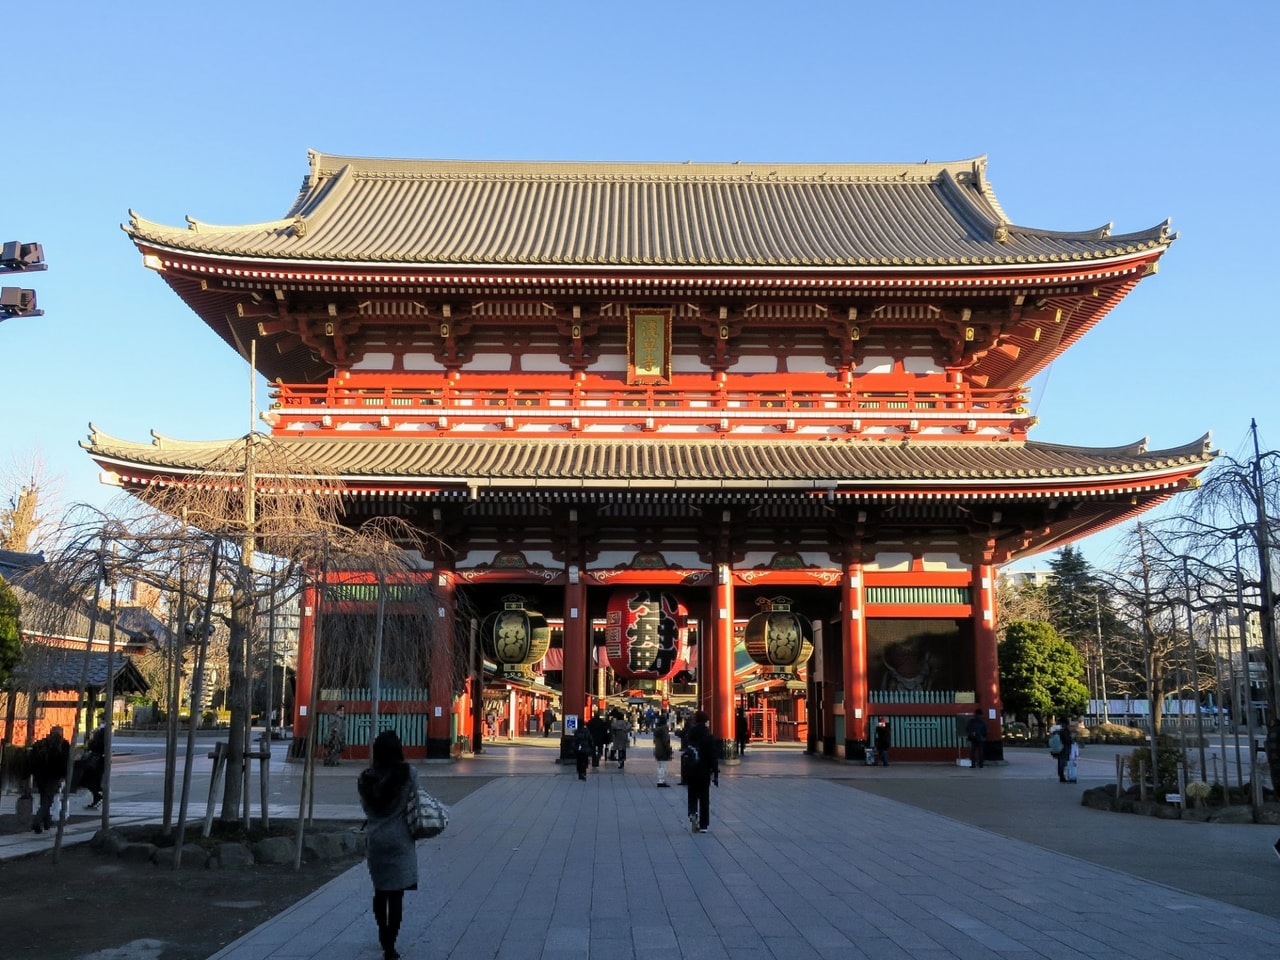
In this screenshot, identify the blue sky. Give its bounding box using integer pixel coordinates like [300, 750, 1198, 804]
[3, 2, 1275, 572]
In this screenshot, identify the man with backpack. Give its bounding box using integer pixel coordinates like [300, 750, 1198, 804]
[682, 711, 719, 833]
[1050, 721, 1074, 782]
[29, 725, 70, 834]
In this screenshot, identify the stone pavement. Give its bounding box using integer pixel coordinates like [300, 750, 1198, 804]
[203, 741, 1280, 960]
[5, 738, 1280, 959]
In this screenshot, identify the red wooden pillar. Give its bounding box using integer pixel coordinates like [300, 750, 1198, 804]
[973, 561, 1003, 750]
[428, 568, 456, 759]
[712, 563, 736, 757]
[562, 578, 588, 730]
[842, 557, 868, 756]
[294, 581, 318, 744]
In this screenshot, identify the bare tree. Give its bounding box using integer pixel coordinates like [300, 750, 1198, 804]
[129, 435, 465, 827]
[0, 452, 64, 553]
[995, 573, 1052, 638]
[1185, 441, 1280, 796]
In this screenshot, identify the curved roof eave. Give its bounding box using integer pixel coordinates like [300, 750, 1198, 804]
[81, 429, 1218, 492]
[127, 236, 1172, 280]
[122, 151, 1175, 271]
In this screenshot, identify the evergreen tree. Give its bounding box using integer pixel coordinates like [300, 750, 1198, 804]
[998, 619, 1090, 723]
[0, 576, 21, 687]
[1046, 546, 1098, 648]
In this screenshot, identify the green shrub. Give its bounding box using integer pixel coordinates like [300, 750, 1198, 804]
[1127, 738, 1181, 791]
[1092, 722, 1146, 744]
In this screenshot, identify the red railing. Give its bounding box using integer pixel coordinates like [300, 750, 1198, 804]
[263, 377, 1030, 438]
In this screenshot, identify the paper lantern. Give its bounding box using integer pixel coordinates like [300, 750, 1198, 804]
[480, 595, 550, 677]
[743, 597, 813, 676]
[604, 590, 687, 680]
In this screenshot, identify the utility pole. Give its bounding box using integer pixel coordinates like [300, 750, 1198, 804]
[1233, 529, 1261, 811]
[1181, 556, 1208, 778]
[1094, 593, 1109, 723]
[1249, 420, 1280, 783]
[1137, 524, 1162, 769]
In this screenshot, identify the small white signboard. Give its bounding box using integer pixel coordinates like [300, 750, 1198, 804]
[565, 715, 579, 733]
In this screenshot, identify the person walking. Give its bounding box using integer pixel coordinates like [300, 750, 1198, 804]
[541, 706, 556, 738]
[653, 716, 673, 787]
[324, 704, 346, 766]
[571, 722, 593, 780]
[1064, 731, 1080, 783]
[734, 706, 750, 758]
[587, 711, 608, 768]
[873, 717, 892, 766]
[29, 725, 70, 834]
[683, 710, 719, 833]
[1055, 721, 1075, 783]
[675, 713, 690, 785]
[611, 710, 632, 769]
[79, 722, 107, 808]
[357, 730, 419, 960]
[965, 708, 987, 769]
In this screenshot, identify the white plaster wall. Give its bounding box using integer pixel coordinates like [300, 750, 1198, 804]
[521, 354, 571, 372]
[784, 354, 829, 374]
[866, 552, 912, 572]
[855, 355, 895, 374]
[404, 353, 446, 371]
[672, 355, 713, 373]
[921, 553, 968, 571]
[351, 352, 395, 371]
[902, 356, 945, 374]
[590, 353, 628, 372]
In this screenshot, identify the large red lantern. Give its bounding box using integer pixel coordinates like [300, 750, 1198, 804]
[605, 590, 688, 680]
[480, 595, 551, 678]
[743, 596, 813, 677]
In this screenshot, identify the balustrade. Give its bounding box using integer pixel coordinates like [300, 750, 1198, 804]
[265, 377, 1028, 437]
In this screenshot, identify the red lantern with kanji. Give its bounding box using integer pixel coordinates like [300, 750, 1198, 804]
[480, 595, 551, 678]
[605, 590, 687, 680]
[743, 596, 813, 677]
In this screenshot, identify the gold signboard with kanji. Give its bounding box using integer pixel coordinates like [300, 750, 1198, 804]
[627, 308, 672, 384]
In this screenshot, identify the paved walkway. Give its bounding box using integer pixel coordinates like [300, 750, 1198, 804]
[6, 739, 1280, 959]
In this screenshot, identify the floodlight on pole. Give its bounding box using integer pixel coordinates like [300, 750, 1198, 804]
[0, 286, 42, 319]
[0, 241, 46, 272]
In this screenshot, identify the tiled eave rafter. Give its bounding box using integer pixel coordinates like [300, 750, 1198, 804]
[142, 245, 1160, 296]
[96, 465, 1198, 504]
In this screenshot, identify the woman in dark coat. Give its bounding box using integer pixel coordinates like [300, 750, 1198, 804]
[358, 730, 419, 960]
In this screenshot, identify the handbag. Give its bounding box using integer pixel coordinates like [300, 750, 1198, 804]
[404, 784, 449, 840]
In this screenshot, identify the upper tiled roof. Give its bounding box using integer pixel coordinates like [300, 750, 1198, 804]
[82, 429, 1215, 492]
[124, 152, 1173, 270]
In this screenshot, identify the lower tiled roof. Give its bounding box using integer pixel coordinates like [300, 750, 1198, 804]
[13, 646, 149, 694]
[82, 429, 1215, 492]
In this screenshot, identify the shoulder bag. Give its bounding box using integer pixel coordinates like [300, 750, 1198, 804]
[404, 781, 450, 840]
